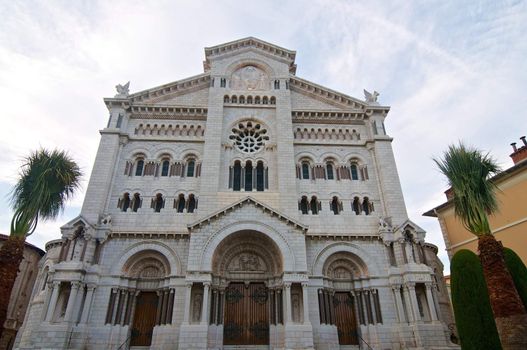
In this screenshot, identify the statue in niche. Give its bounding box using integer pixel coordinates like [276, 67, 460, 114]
[238, 253, 261, 271]
[230, 66, 269, 90]
[192, 294, 202, 322]
[291, 293, 301, 323]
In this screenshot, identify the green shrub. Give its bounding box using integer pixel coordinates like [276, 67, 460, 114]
[451, 249, 501, 350]
[503, 247, 527, 309]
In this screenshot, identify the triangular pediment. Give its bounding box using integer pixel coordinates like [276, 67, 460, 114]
[396, 219, 426, 235]
[60, 215, 93, 230]
[187, 196, 307, 232]
[204, 37, 297, 73]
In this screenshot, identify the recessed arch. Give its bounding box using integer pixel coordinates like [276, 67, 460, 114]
[312, 242, 379, 277]
[112, 241, 182, 276]
[198, 221, 296, 272]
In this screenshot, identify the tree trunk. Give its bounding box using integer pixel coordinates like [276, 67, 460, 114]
[0, 236, 26, 339]
[479, 235, 527, 350]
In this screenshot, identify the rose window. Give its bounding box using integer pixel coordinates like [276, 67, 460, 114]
[229, 121, 269, 153]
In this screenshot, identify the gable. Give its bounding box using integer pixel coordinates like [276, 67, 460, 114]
[145, 86, 209, 106]
[291, 90, 348, 111]
[188, 196, 307, 232]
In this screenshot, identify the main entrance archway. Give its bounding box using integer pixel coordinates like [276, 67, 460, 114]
[211, 230, 283, 346]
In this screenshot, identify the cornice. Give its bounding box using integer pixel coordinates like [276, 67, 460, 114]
[290, 76, 391, 115]
[292, 110, 366, 124]
[108, 231, 189, 239]
[129, 104, 208, 121]
[204, 37, 296, 73]
[126, 73, 210, 104]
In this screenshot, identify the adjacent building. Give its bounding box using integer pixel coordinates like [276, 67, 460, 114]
[424, 137, 527, 262]
[0, 234, 44, 350]
[16, 38, 456, 350]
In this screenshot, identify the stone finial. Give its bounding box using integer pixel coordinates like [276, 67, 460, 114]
[115, 81, 130, 98]
[363, 89, 380, 105]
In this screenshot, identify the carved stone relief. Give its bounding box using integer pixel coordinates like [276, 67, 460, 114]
[230, 66, 269, 91]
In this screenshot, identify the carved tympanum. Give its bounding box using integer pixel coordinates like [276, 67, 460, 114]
[230, 66, 269, 90]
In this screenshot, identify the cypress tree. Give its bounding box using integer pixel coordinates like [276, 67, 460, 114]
[503, 248, 527, 309]
[451, 249, 501, 350]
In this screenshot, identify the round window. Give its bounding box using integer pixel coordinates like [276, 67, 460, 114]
[229, 121, 269, 153]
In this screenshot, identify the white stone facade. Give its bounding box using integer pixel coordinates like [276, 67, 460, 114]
[15, 38, 458, 350]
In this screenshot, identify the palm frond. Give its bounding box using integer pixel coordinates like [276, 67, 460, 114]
[9, 148, 81, 237]
[433, 142, 501, 236]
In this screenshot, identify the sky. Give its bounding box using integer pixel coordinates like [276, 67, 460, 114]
[0, 0, 526, 273]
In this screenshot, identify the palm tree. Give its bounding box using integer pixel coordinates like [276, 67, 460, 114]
[0, 149, 81, 338]
[434, 143, 527, 349]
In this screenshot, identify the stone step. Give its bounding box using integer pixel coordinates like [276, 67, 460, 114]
[223, 346, 269, 350]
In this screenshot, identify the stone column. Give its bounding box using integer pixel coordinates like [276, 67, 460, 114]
[183, 283, 192, 324]
[361, 290, 369, 324]
[201, 283, 210, 325]
[45, 281, 61, 322]
[80, 284, 96, 324]
[64, 281, 81, 322]
[369, 290, 377, 324]
[301, 283, 310, 325]
[283, 283, 292, 324]
[392, 285, 406, 323]
[425, 283, 439, 321]
[276, 289, 282, 324]
[407, 283, 421, 322]
[402, 285, 414, 322]
[119, 290, 129, 326]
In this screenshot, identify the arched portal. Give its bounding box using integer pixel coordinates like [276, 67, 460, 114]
[211, 230, 283, 346]
[319, 252, 378, 346]
[117, 250, 173, 347]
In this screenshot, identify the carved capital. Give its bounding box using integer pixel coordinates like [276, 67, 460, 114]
[71, 281, 81, 290]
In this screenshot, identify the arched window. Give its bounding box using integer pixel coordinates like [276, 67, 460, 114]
[245, 161, 253, 191]
[153, 193, 164, 213]
[233, 161, 242, 191]
[135, 159, 144, 176]
[330, 196, 341, 215]
[239, 95, 245, 104]
[274, 80, 280, 89]
[176, 194, 186, 213]
[310, 196, 319, 215]
[186, 159, 195, 177]
[220, 78, 226, 88]
[224, 95, 229, 103]
[247, 96, 253, 104]
[352, 197, 361, 215]
[132, 193, 141, 212]
[299, 196, 309, 214]
[326, 163, 334, 180]
[256, 161, 265, 191]
[119, 193, 130, 212]
[255, 96, 261, 104]
[262, 96, 268, 104]
[301, 162, 310, 180]
[270, 96, 276, 105]
[363, 197, 373, 215]
[231, 95, 237, 103]
[350, 163, 359, 180]
[161, 159, 170, 177]
[187, 194, 197, 213]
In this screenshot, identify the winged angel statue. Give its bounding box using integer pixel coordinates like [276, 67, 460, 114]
[363, 89, 380, 104]
[115, 81, 130, 98]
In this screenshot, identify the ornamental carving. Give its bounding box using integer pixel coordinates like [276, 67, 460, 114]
[225, 287, 244, 304]
[230, 65, 269, 90]
[250, 286, 268, 304]
[229, 121, 269, 154]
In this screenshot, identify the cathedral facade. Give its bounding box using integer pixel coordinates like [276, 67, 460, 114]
[16, 38, 457, 350]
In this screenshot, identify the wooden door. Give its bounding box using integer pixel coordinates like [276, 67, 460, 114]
[334, 292, 359, 345]
[130, 292, 158, 346]
[224, 282, 269, 345]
